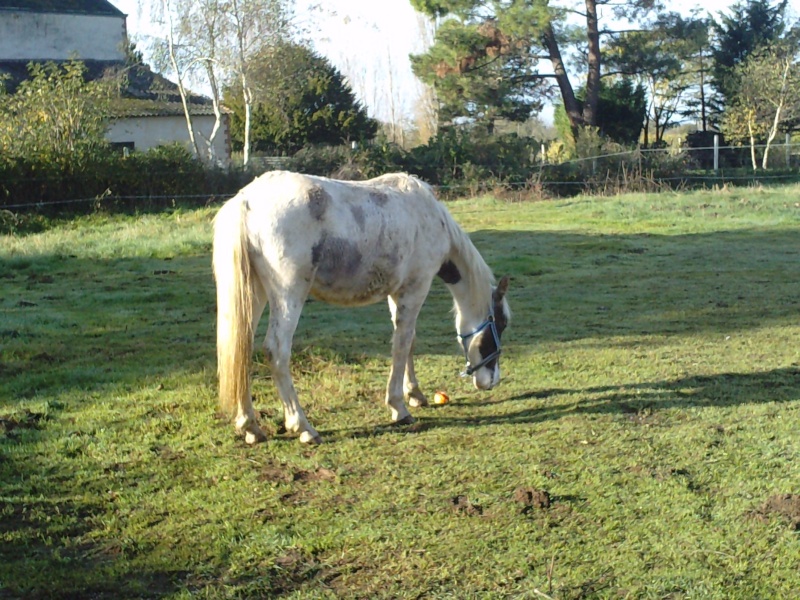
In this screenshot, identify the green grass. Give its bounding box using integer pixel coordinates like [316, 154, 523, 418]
[2, 184, 799, 599]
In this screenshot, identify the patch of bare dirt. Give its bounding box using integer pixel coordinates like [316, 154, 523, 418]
[514, 487, 551, 514]
[450, 495, 483, 516]
[258, 464, 289, 483]
[751, 494, 800, 530]
[293, 467, 336, 482]
[258, 462, 337, 484]
[0, 409, 46, 435]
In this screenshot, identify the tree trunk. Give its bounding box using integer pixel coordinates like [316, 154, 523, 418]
[203, 60, 223, 164]
[232, 0, 252, 166]
[699, 50, 708, 132]
[762, 60, 790, 169]
[241, 74, 252, 166]
[762, 103, 783, 169]
[542, 22, 582, 136]
[582, 0, 601, 127]
[164, 0, 201, 160]
[747, 113, 757, 171]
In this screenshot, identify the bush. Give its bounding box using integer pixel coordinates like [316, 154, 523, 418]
[287, 145, 355, 178]
[0, 144, 246, 215]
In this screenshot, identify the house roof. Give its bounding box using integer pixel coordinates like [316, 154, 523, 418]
[111, 99, 229, 118]
[0, 59, 224, 117]
[0, 0, 124, 16]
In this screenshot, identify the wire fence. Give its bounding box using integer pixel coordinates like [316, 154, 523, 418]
[2, 141, 800, 213]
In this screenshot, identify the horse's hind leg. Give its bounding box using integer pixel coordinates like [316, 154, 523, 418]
[236, 279, 268, 444]
[263, 290, 321, 445]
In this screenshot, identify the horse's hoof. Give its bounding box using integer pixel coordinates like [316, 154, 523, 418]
[394, 415, 416, 426]
[407, 390, 429, 408]
[299, 431, 323, 445]
[244, 429, 268, 445]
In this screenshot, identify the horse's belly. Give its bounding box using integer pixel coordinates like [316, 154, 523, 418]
[309, 269, 396, 307]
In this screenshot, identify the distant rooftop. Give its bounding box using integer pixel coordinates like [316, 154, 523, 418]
[0, 0, 124, 16]
[0, 58, 218, 117]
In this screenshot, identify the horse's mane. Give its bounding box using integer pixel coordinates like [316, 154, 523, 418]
[362, 173, 495, 308]
[438, 202, 495, 310]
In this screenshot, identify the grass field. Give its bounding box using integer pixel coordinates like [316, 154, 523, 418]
[1, 183, 799, 599]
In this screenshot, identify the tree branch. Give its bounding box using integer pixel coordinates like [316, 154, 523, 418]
[600, 69, 644, 78]
[600, 28, 651, 36]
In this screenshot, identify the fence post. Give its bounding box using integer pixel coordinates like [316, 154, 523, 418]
[713, 134, 719, 172]
[786, 132, 792, 168]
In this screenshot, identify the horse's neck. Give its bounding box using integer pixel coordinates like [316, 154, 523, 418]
[446, 252, 492, 336]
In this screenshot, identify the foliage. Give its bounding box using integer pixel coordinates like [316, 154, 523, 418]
[409, 17, 545, 130]
[552, 79, 647, 152]
[2, 188, 800, 597]
[710, 0, 791, 108]
[411, 0, 663, 135]
[374, 127, 543, 191]
[148, 0, 295, 163]
[224, 42, 378, 155]
[594, 79, 647, 145]
[606, 13, 710, 143]
[721, 42, 800, 169]
[0, 143, 247, 217]
[0, 61, 112, 164]
[288, 144, 359, 178]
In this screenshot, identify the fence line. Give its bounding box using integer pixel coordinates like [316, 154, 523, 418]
[0, 194, 235, 210]
[2, 141, 800, 211]
[542, 139, 800, 169]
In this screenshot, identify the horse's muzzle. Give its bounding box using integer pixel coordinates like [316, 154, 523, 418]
[473, 364, 500, 390]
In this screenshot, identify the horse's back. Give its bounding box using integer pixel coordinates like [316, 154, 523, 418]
[238, 171, 451, 306]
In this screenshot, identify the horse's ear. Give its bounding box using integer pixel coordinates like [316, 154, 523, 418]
[494, 275, 510, 300]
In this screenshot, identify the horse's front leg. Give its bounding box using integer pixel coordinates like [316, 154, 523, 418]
[264, 293, 321, 444]
[404, 337, 428, 408]
[387, 295, 425, 424]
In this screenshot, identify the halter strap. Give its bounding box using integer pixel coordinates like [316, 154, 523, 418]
[457, 315, 502, 377]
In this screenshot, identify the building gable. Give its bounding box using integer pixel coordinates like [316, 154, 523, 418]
[0, 1, 124, 16]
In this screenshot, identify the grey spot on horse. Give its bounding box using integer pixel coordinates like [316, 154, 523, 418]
[350, 204, 366, 231]
[437, 260, 462, 285]
[311, 238, 324, 266]
[311, 235, 363, 279]
[370, 191, 389, 206]
[307, 186, 331, 221]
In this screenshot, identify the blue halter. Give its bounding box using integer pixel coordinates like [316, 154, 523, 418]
[457, 315, 502, 377]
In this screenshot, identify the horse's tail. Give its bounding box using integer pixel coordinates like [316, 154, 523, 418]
[213, 195, 254, 418]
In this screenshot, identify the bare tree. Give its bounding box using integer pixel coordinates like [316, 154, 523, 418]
[225, 0, 295, 165]
[148, 0, 296, 164]
[411, 11, 437, 144]
[158, 0, 202, 159]
[148, 0, 228, 163]
[722, 43, 800, 170]
[182, 0, 226, 163]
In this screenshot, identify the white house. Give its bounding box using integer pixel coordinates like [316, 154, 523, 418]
[0, 0, 231, 164]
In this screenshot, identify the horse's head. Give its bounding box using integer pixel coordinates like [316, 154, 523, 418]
[459, 276, 510, 390]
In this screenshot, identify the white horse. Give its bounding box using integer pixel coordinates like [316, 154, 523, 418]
[213, 171, 510, 444]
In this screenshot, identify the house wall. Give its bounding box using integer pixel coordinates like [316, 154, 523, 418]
[0, 11, 126, 61]
[105, 114, 232, 166]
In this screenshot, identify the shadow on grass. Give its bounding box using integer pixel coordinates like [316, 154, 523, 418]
[322, 366, 800, 441]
